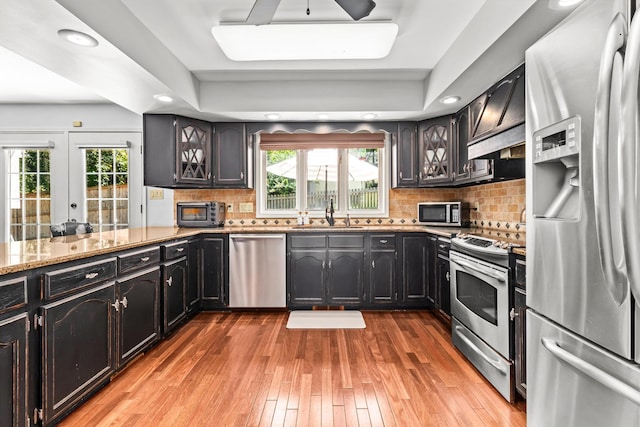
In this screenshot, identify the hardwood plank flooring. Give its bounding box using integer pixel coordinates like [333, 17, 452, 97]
[58, 311, 526, 427]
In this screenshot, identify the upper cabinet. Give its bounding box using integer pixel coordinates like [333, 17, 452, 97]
[469, 64, 525, 144]
[143, 114, 213, 188]
[392, 122, 418, 187]
[143, 115, 252, 189]
[418, 116, 453, 186]
[213, 123, 253, 188]
[453, 106, 492, 184]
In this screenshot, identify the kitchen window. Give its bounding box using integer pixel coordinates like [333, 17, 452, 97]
[256, 132, 389, 218]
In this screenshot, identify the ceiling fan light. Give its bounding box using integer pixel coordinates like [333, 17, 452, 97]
[212, 22, 398, 61]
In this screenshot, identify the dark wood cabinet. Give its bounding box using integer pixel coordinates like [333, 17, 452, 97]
[469, 64, 525, 144]
[512, 253, 527, 399]
[198, 236, 227, 310]
[288, 233, 365, 307]
[213, 123, 252, 188]
[368, 234, 397, 305]
[418, 116, 453, 186]
[436, 237, 451, 316]
[399, 234, 430, 306]
[116, 267, 160, 367]
[162, 257, 187, 334]
[0, 313, 28, 427]
[40, 282, 116, 425]
[426, 235, 438, 306]
[143, 114, 213, 188]
[392, 122, 418, 187]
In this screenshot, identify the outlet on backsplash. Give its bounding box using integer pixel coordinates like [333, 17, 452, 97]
[239, 202, 253, 213]
[226, 204, 233, 213]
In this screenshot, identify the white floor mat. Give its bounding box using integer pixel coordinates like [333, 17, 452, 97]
[286, 310, 366, 329]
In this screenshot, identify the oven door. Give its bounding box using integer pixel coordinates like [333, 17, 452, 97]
[450, 250, 510, 358]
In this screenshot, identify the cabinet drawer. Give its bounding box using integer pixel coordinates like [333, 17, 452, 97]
[118, 247, 161, 274]
[328, 234, 364, 248]
[162, 241, 189, 260]
[289, 235, 326, 249]
[369, 235, 396, 249]
[43, 258, 117, 300]
[0, 276, 27, 314]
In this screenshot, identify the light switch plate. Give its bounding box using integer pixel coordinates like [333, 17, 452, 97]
[239, 202, 253, 213]
[149, 188, 164, 200]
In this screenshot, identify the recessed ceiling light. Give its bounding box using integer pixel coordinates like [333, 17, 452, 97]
[212, 22, 398, 61]
[362, 113, 377, 120]
[265, 113, 280, 120]
[548, 0, 583, 10]
[318, 113, 330, 120]
[57, 29, 98, 47]
[440, 96, 461, 105]
[153, 94, 173, 103]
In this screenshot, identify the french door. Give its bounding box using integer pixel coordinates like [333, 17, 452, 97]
[0, 131, 143, 242]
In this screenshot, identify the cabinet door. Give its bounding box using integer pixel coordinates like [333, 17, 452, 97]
[437, 255, 451, 315]
[40, 282, 116, 425]
[400, 235, 429, 305]
[514, 286, 527, 398]
[369, 250, 397, 305]
[426, 236, 438, 307]
[454, 107, 471, 183]
[187, 240, 200, 312]
[326, 250, 364, 305]
[175, 117, 213, 186]
[162, 257, 187, 333]
[117, 267, 160, 367]
[199, 237, 226, 309]
[0, 313, 28, 427]
[418, 116, 452, 185]
[289, 250, 326, 306]
[393, 122, 418, 187]
[213, 123, 249, 188]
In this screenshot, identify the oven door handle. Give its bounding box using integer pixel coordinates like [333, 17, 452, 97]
[452, 258, 506, 283]
[455, 326, 507, 375]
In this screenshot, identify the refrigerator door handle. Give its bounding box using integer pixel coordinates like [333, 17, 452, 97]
[620, 10, 640, 303]
[541, 337, 640, 406]
[594, 13, 628, 305]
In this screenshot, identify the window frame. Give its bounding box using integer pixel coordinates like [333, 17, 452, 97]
[256, 133, 389, 218]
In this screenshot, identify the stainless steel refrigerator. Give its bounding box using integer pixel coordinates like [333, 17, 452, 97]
[526, 0, 640, 425]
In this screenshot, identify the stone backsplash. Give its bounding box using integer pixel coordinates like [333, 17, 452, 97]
[173, 178, 526, 235]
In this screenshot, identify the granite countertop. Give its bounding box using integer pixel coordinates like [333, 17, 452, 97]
[512, 247, 526, 256]
[0, 225, 464, 275]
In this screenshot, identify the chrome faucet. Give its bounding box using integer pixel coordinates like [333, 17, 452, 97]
[325, 198, 335, 226]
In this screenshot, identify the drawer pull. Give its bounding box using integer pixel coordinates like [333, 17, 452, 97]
[140, 256, 150, 262]
[85, 272, 99, 279]
[379, 239, 388, 244]
[176, 247, 185, 252]
[167, 276, 173, 287]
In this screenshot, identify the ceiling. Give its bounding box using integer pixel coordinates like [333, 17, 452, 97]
[0, 0, 577, 122]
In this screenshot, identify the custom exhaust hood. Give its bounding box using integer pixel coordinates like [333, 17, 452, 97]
[468, 123, 526, 159]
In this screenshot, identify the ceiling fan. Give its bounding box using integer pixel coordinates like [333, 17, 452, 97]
[246, 0, 376, 24]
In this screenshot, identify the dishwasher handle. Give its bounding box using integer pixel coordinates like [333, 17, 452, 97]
[230, 234, 285, 240]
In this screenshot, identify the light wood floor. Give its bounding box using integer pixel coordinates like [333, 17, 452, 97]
[59, 311, 526, 427]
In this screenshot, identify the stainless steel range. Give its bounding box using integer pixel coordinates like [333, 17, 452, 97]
[449, 233, 515, 402]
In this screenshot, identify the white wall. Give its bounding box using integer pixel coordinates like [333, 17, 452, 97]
[0, 103, 174, 227]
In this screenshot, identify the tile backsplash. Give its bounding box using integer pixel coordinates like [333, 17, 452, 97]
[173, 178, 526, 232]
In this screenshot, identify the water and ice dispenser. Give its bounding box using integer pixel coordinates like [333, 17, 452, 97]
[532, 116, 581, 220]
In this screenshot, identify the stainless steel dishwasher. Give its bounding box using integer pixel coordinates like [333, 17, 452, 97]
[229, 234, 286, 308]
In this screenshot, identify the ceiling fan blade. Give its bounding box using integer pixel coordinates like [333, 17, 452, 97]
[246, 0, 282, 25]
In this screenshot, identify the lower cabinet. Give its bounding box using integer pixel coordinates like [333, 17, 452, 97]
[116, 267, 161, 367]
[368, 234, 397, 305]
[0, 312, 29, 427]
[426, 235, 438, 306]
[399, 233, 430, 306]
[198, 236, 227, 310]
[162, 257, 187, 334]
[40, 282, 117, 425]
[288, 233, 365, 307]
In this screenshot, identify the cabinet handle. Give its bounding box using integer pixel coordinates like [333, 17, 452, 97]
[176, 247, 185, 252]
[399, 171, 403, 179]
[446, 271, 450, 281]
[322, 261, 326, 269]
[240, 171, 244, 179]
[140, 256, 150, 262]
[121, 296, 128, 309]
[328, 260, 332, 269]
[167, 276, 173, 287]
[85, 272, 99, 279]
[372, 260, 376, 269]
[509, 307, 518, 321]
[380, 239, 388, 244]
[208, 172, 212, 180]
[112, 299, 120, 312]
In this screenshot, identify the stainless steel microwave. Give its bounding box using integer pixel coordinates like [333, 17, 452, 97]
[176, 201, 225, 227]
[417, 202, 470, 227]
